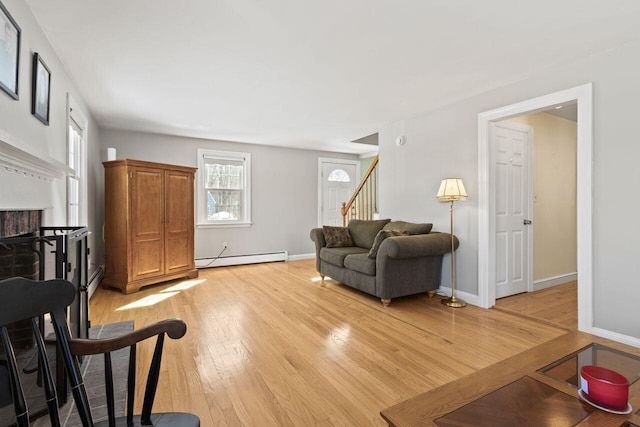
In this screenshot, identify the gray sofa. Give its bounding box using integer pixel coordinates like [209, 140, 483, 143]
[310, 219, 458, 306]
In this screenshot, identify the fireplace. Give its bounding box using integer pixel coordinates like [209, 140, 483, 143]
[0, 210, 90, 424]
[0, 211, 42, 356]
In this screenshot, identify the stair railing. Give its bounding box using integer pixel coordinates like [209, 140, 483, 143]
[341, 155, 379, 226]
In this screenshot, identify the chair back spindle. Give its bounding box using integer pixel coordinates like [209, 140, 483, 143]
[30, 318, 60, 426]
[103, 352, 115, 426]
[127, 343, 137, 425]
[0, 326, 29, 427]
[141, 333, 165, 423]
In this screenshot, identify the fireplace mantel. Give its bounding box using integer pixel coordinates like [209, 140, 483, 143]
[0, 129, 74, 181]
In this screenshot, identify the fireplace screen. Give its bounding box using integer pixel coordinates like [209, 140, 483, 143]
[0, 218, 90, 425]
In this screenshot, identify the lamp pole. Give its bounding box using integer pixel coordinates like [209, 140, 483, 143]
[437, 178, 467, 308]
[442, 198, 465, 307]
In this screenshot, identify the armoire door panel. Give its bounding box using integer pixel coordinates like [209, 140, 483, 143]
[165, 170, 194, 272]
[131, 168, 164, 237]
[132, 239, 164, 278]
[166, 236, 191, 272]
[166, 171, 192, 234]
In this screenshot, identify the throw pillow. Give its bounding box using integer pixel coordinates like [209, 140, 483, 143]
[323, 226, 354, 248]
[368, 229, 408, 258]
[347, 219, 391, 249]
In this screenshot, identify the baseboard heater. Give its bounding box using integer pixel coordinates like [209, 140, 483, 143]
[87, 265, 104, 300]
[195, 251, 288, 269]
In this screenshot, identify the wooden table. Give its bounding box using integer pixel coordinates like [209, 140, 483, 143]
[380, 331, 640, 426]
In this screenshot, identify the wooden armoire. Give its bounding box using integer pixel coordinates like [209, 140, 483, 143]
[103, 159, 198, 294]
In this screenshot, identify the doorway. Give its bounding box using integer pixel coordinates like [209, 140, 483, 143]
[497, 108, 578, 300]
[317, 158, 360, 226]
[477, 83, 593, 333]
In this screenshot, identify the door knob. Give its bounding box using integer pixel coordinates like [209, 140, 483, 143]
[523, 219, 532, 225]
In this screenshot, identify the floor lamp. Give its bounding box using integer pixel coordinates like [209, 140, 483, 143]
[436, 178, 467, 308]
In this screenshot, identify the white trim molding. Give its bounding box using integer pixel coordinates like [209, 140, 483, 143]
[533, 272, 578, 292]
[288, 253, 315, 261]
[591, 328, 640, 349]
[0, 129, 73, 180]
[438, 286, 481, 307]
[477, 83, 593, 334]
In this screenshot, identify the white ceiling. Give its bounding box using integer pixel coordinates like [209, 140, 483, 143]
[26, 0, 640, 154]
[544, 103, 578, 122]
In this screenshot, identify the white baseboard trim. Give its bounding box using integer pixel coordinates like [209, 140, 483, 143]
[196, 251, 288, 268]
[533, 272, 577, 292]
[288, 253, 315, 261]
[590, 327, 640, 349]
[438, 286, 480, 307]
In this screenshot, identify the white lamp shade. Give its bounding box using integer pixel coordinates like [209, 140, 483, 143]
[436, 178, 467, 201]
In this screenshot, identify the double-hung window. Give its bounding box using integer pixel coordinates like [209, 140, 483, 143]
[197, 149, 251, 227]
[67, 95, 87, 226]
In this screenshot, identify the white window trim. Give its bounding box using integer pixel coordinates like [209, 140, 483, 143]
[197, 148, 252, 228]
[67, 94, 88, 226]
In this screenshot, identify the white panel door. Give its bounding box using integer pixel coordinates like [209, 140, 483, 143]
[321, 162, 357, 226]
[492, 121, 533, 298]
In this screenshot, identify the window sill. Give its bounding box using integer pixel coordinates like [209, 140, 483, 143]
[197, 222, 253, 229]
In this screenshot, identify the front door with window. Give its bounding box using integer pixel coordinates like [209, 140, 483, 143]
[320, 161, 358, 226]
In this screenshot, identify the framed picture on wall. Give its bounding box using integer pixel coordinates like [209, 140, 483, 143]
[32, 53, 51, 125]
[0, 0, 20, 99]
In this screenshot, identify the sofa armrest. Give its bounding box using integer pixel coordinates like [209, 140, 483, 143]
[310, 228, 326, 248]
[377, 232, 459, 260]
[309, 228, 326, 272]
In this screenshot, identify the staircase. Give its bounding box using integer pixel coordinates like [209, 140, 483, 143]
[341, 155, 379, 226]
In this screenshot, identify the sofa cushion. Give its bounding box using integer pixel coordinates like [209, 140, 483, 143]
[320, 246, 369, 267]
[347, 219, 391, 249]
[368, 229, 408, 258]
[344, 253, 376, 276]
[383, 221, 433, 235]
[322, 226, 354, 248]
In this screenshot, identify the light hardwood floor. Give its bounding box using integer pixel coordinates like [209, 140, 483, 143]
[90, 260, 571, 426]
[494, 281, 578, 330]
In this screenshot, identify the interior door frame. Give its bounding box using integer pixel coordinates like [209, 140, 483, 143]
[317, 157, 361, 227]
[477, 83, 593, 333]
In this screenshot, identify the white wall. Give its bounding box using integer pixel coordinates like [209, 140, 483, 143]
[0, 0, 102, 269]
[379, 38, 640, 340]
[99, 129, 359, 260]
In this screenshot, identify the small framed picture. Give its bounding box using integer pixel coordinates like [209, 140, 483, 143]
[0, 0, 21, 99]
[32, 53, 51, 125]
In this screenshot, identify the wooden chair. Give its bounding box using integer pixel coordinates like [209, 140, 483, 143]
[0, 277, 200, 426]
